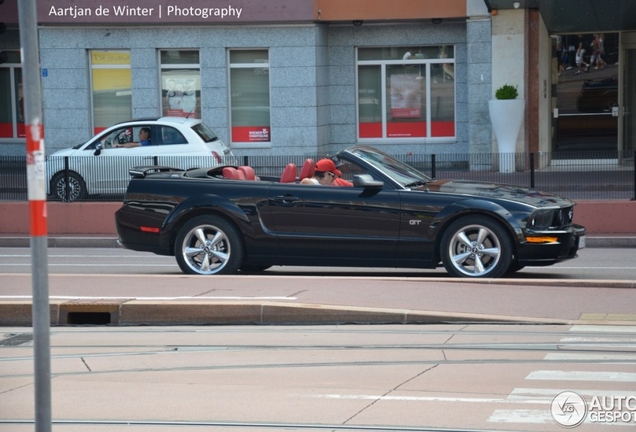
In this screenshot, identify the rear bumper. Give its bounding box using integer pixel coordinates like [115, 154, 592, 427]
[517, 224, 586, 267]
[115, 207, 173, 256]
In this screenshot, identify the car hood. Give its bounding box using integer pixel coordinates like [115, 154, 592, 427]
[425, 179, 574, 208]
[49, 147, 79, 157]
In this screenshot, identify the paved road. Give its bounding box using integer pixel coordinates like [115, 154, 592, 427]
[1, 246, 635, 327]
[2, 324, 635, 431]
[1, 246, 635, 280]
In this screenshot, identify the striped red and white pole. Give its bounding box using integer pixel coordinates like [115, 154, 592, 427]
[26, 121, 47, 237]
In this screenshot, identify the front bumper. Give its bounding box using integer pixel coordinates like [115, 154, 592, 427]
[517, 224, 587, 267]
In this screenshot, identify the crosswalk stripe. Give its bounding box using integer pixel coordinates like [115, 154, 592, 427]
[488, 326, 636, 427]
[570, 325, 636, 333]
[544, 353, 636, 361]
[489, 410, 635, 427]
[526, 370, 636, 382]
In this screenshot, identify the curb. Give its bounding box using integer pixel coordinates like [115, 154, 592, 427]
[2, 300, 636, 327]
[0, 235, 635, 248]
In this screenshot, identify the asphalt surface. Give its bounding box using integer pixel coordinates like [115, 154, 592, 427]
[0, 234, 634, 327]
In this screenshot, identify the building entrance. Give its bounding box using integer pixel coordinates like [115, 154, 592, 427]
[622, 35, 636, 159]
[552, 33, 619, 158]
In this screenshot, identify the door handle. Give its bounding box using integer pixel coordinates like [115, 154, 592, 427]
[272, 195, 299, 203]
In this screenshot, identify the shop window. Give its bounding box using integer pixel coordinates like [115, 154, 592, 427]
[160, 50, 201, 119]
[229, 49, 271, 147]
[90, 50, 132, 135]
[357, 46, 455, 141]
[0, 51, 24, 139]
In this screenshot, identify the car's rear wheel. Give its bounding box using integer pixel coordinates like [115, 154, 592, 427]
[50, 172, 87, 202]
[440, 215, 513, 278]
[175, 215, 244, 275]
[239, 264, 271, 273]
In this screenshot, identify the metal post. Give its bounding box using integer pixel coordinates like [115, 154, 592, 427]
[63, 156, 70, 202]
[18, 1, 52, 431]
[431, 154, 436, 179]
[632, 150, 636, 201]
[530, 152, 535, 189]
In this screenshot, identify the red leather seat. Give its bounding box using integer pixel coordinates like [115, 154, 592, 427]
[279, 163, 297, 183]
[238, 166, 256, 180]
[299, 159, 315, 181]
[222, 167, 240, 180]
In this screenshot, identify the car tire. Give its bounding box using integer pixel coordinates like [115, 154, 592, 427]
[175, 215, 244, 275]
[440, 215, 513, 278]
[50, 172, 87, 202]
[505, 261, 525, 275]
[239, 264, 272, 273]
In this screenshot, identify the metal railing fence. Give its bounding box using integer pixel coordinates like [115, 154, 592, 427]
[0, 151, 634, 202]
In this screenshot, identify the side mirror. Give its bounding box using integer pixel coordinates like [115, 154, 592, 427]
[353, 174, 383, 188]
[94, 143, 102, 156]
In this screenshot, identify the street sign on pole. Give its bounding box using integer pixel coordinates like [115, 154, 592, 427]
[18, 0, 52, 431]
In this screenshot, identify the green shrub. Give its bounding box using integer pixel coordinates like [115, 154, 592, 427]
[495, 84, 519, 100]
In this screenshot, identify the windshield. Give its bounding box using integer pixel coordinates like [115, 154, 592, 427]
[348, 146, 432, 187]
[191, 121, 219, 143]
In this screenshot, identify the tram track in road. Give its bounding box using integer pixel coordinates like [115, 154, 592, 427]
[2, 325, 635, 431]
[0, 418, 505, 431]
[2, 325, 635, 379]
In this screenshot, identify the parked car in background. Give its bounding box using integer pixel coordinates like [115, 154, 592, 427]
[115, 145, 586, 279]
[46, 116, 235, 201]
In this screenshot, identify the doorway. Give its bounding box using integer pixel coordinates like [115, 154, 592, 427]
[622, 35, 636, 159]
[552, 33, 619, 158]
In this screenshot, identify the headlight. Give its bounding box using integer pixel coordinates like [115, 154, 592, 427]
[528, 206, 574, 230]
[528, 210, 554, 230]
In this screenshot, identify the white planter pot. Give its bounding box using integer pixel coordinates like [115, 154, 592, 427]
[488, 99, 525, 173]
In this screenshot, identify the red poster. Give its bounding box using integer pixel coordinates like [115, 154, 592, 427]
[232, 126, 271, 142]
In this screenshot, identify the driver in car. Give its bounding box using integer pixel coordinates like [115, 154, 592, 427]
[117, 128, 151, 148]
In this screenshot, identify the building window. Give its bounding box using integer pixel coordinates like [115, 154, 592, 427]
[0, 51, 23, 139]
[229, 49, 271, 147]
[90, 50, 132, 135]
[357, 46, 455, 140]
[160, 50, 201, 119]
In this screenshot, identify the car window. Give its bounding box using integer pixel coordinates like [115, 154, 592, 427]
[99, 127, 134, 149]
[159, 126, 187, 146]
[191, 121, 219, 143]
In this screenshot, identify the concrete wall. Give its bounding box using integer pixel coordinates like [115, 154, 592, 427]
[0, 200, 634, 236]
[491, 10, 525, 153]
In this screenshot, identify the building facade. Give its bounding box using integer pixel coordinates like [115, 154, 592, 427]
[1, 0, 634, 163]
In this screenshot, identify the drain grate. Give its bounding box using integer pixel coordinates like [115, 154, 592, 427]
[0, 333, 34, 347]
[67, 312, 112, 325]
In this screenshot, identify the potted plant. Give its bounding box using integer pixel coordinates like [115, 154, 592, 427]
[488, 84, 524, 173]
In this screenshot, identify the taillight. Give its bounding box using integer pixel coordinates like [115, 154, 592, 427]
[212, 151, 222, 164]
[140, 226, 160, 233]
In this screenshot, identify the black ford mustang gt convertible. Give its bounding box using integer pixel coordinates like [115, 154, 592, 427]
[115, 146, 586, 278]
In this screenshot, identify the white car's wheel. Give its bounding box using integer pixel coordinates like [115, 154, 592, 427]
[175, 215, 244, 275]
[50, 172, 87, 202]
[440, 216, 513, 278]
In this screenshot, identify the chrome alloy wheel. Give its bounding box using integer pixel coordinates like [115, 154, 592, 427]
[175, 215, 244, 275]
[446, 224, 502, 277]
[180, 224, 232, 275]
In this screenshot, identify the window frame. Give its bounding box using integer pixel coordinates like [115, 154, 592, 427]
[227, 48, 272, 149]
[159, 49, 201, 119]
[89, 50, 132, 136]
[0, 50, 24, 141]
[356, 46, 456, 143]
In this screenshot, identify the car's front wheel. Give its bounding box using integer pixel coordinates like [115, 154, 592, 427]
[440, 215, 513, 278]
[50, 172, 87, 202]
[175, 215, 244, 275]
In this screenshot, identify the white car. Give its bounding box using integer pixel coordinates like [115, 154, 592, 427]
[47, 117, 235, 201]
